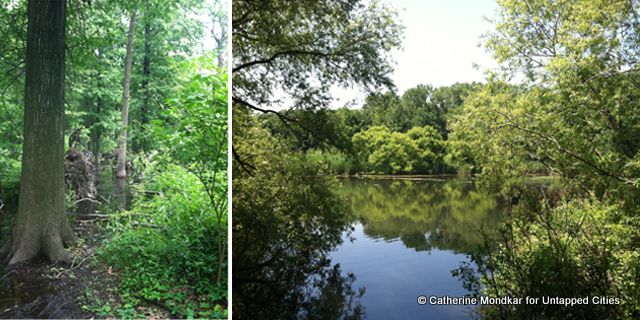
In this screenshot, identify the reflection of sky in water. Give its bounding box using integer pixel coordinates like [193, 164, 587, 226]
[331, 224, 476, 320]
[326, 178, 505, 320]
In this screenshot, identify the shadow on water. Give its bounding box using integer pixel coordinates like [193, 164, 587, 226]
[233, 177, 365, 320]
[0, 261, 88, 319]
[0, 169, 132, 318]
[234, 176, 506, 320]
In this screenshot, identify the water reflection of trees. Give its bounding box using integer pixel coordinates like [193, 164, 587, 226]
[233, 175, 364, 320]
[340, 178, 503, 254]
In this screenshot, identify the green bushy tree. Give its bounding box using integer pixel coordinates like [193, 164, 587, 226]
[352, 125, 448, 174]
[450, 0, 640, 318]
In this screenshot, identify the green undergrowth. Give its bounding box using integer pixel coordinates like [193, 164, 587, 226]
[96, 164, 227, 319]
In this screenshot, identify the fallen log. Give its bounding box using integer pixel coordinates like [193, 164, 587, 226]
[72, 198, 102, 205]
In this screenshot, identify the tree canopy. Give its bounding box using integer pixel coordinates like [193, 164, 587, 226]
[232, 0, 403, 163]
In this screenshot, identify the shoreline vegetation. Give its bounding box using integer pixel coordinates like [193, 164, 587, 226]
[233, 0, 640, 319]
[327, 173, 559, 179]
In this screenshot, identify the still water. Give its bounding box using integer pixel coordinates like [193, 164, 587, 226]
[0, 170, 130, 318]
[330, 177, 504, 319]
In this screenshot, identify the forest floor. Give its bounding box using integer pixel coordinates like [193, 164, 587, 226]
[0, 217, 169, 319]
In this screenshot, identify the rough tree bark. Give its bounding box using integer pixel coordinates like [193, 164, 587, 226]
[115, 12, 137, 178]
[1, 0, 76, 266]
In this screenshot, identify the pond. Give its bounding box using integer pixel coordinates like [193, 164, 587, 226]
[329, 177, 505, 319]
[233, 176, 506, 319]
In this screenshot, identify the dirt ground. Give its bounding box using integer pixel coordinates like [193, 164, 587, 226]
[0, 217, 170, 319]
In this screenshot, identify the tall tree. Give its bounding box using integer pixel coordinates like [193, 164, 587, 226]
[1, 0, 75, 265]
[115, 11, 137, 178]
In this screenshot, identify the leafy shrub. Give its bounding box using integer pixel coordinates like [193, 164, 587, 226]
[304, 148, 357, 175]
[98, 164, 226, 319]
[460, 195, 640, 319]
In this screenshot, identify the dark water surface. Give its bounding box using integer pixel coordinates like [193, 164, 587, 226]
[0, 170, 130, 318]
[98, 169, 132, 211]
[329, 178, 504, 320]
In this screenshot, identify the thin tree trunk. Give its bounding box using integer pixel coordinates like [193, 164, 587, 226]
[3, 0, 75, 266]
[140, 20, 151, 152]
[212, 13, 227, 69]
[91, 50, 103, 170]
[91, 106, 102, 170]
[115, 12, 137, 178]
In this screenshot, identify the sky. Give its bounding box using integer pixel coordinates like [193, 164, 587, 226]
[391, 0, 499, 90]
[194, 0, 224, 52]
[332, 0, 500, 106]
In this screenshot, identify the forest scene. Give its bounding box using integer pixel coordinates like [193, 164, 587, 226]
[232, 0, 640, 319]
[0, 0, 228, 319]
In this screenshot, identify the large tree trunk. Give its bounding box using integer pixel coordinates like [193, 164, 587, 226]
[115, 12, 137, 178]
[2, 0, 75, 266]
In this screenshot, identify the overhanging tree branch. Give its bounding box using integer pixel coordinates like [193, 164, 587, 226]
[233, 146, 256, 175]
[233, 49, 332, 73]
[495, 109, 635, 185]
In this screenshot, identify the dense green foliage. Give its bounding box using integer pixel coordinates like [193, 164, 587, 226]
[99, 165, 226, 319]
[448, 0, 640, 318]
[97, 54, 228, 318]
[352, 125, 448, 174]
[0, 0, 228, 317]
[154, 54, 228, 286]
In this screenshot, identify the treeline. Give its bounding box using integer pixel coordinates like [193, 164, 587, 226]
[260, 83, 481, 175]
